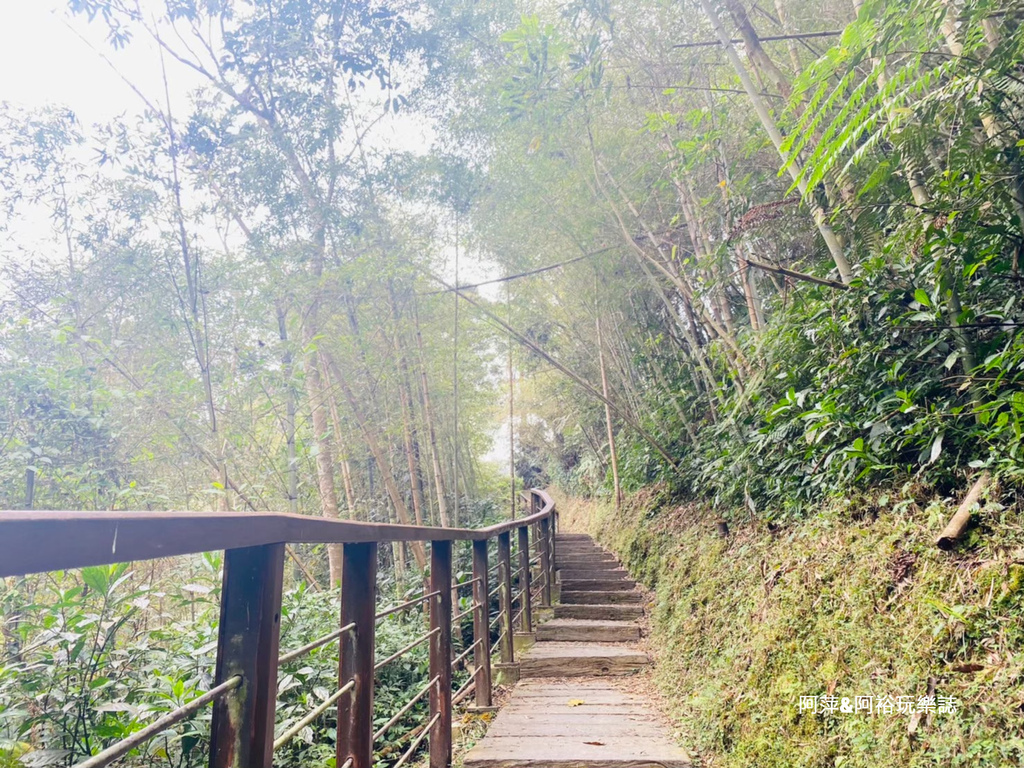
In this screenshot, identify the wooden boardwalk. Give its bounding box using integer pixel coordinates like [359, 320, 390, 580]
[464, 534, 691, 768]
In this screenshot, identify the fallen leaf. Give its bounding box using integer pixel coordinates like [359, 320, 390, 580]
[567, 699, 586, 707]
[584, 741, 605, 746]
[951, 663, 984, 673]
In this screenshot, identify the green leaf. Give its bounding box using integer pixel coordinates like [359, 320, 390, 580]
[914, 289, 931, 307]
[927, 433, 944, 465]
[81, 566, 110, 595]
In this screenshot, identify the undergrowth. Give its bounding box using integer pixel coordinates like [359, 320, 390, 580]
[561, 484, 1024, 767]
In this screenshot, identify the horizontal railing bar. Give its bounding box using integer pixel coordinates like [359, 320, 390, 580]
[73, 675, 242, 768]
[372, 675, 439, 742]
[451, 639, 482, 669]
[454, 576, 482, 588]
[453, 678, 476, 706]
[279, 622, 356, 665]
[1, 492, 555, 577]
[375, 592, 440, 621]
[392, 712, 440, 768]
[374, 628, 440, 672]
[451, 604, 478, 624]
[273, 679, 355, 751]
[452, 672, 476, 702]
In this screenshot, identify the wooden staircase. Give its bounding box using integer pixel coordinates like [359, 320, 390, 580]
[463, 533, 691, 768]
[519, 533, 648, 678]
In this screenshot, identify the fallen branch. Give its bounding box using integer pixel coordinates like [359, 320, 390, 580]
[743, 258, 849, 291]
[936, 472, 992, 550]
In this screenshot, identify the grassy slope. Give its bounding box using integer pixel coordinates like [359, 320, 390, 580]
[558, 486, 1024, 767]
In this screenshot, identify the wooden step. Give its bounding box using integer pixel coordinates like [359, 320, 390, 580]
[555, 547, 609, 557]
[558, 568, 629, 581]
[552, 561, 614, 573]
[557, 550, 616, 559]
[561, 590, 643, 604]
[463, 680, 691, 768]
[554, 603, 643, 621]
[560, 579, 636, 592]
[537, 618, 640, 642]
[519, 642, 649, 677]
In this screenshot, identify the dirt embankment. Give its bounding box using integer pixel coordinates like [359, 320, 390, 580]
[557, 486, 1024, 767]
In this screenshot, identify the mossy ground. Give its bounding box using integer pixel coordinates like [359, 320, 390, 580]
[559, 485, 1024, 767]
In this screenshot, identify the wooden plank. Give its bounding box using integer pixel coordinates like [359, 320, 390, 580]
[537, 619, 639, 643]
[463, 678, 690, 768]
[429, 540, 453, 768]
[463, 737, 690, 767]
[554, 604, 643, 621]
[558, 568, 629, 581]
[471, 539, 492, 708]
[519, 643, 649, 677]
[337, 542, 377, 768]
[561, 590, 643, 604]
[497, 532, 514, 664]
[209, 544, 285, 768]
[517, 526, 533, 633]
[0, 506, 559, 577]
[560, 579, 636, 592]
[486, 717, 667, 738]
[538, 516, 552, 607]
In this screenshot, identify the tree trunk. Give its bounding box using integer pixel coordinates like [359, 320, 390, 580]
[412, 297, 451, 527]
[724, 0, 792, 97]
[597, 316, 622, 510]
[323, 351, 428, 569]
[389, 285, 428, 526]
[302, 309, 344, 584]
[699, 0, 854, 285]
[276, 304, 299, 515]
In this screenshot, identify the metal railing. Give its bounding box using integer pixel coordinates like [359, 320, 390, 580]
[0, 488, 558, 768]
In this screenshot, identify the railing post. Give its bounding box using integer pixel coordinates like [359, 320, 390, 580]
[471, 539, 492, 708]
[538, 514, 552, 607]
[209, 543, 285, 768]
[516, 525, 533, 633]
[429, 540, 453, 768]
[337, 542, 377, 768]
[550, 501, 557, 574]
[497, 531, 514, 664]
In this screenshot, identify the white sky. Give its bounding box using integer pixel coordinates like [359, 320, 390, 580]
[0, 2, 188, 124]
[0, 0, 497, 283]
[0, 0, 510, 466]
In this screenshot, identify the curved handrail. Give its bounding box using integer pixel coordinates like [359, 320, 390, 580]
[0, 489, 556, 577]
[1, 487, 558, 768]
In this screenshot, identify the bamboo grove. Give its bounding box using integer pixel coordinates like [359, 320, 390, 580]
[3, 0, 1024, 564]
[454, 0, 1024, 514]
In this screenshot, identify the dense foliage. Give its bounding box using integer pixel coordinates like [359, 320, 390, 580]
[573, 487, 1024, 767]
[4, 0, 1024, 766]
[457, 0, 1024, 517]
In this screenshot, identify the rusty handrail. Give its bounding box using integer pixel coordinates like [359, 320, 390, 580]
[0, 489, 555, 578]
[9, 488, 557, 768]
